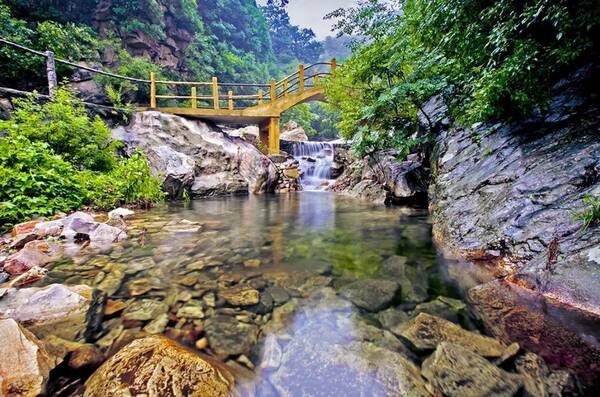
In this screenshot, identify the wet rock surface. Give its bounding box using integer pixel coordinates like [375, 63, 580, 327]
[422, 342, 522, 397]
[83, 335, 236, 397]
[0, 284, 96, 341]
[429, 67, 600, 317]
[0, 318, 57, 397]
[112, 111, 279, 198]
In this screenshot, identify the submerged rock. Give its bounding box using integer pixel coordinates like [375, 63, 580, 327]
[338, 278, 399, 311]
[0, 284, 97, 341]
[422, 342, 522, 397]
[122, 299, 168, 321]
[204, 315, 259, 356]
[401, 313, 505, 357]
[219, 286, 260, 306]
[0, 319, 57, 397]
[83, 335, 236, 397]
[379, 255, 429, 303]
[270, 338, 432, 397]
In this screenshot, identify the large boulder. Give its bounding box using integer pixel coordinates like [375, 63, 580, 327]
[0, 319, 57, 397]
[422, 342, 522, 397]
[84, 335, 236, 397]
[0, 284, 98, 341]
[1, 240, 60, 275]
[112, 111, 279, 198]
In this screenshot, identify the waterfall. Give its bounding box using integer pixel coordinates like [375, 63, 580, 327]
[293, 142, 334, 191]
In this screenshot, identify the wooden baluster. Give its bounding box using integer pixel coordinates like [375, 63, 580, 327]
[314, 73, 320, 85]
[331, 58, 337, 77]
[150, 72, 156, 108]
[283, 78, 288, 97]
[258, 89, 263, 105]
[299, 64, 305, 93]
[228, 90, 233, 110]
[270, 79, 276, 103]
[191, 86, 197, 109]
[212, 77, 219, 109]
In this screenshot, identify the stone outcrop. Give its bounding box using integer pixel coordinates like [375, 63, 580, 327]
[112, 112, 279, 198]
[0, 319, 57, 397]
[83, 335, 236, 397]
[0, 284, 98, 341]
[331, 150, 429, 204]
[429, 66, 600, 318]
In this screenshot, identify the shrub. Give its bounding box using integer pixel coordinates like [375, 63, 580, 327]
[0, 135, 85, 230]
[575, 195, 600, 232]
[84, 151, 165, 210]
[0, 88, 118, 172]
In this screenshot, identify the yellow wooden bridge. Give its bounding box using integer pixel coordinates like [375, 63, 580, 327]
[146, 60, 336, 154]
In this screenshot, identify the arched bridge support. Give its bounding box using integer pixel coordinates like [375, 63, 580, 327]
[259, 116, 280, 155]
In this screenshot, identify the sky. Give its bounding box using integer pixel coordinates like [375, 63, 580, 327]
[260, 0, 358, 39]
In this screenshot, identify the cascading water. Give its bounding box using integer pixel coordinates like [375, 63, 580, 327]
[293, 142, 335, 191]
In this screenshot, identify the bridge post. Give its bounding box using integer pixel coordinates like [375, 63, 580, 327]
[228, 90, 234, 110]
[283, 78, 288, 97]
[258, 89, 263, 105]
[191, 86, 197, 109]
[150, 72, 156, 108]
[45, 51, 57, 98]
[331, 58, 337, 77]
[270, 79, 276, 103]
[259, 117, 280, 155]
[212, 77, 219, 109]
[299, 64, 305, 93]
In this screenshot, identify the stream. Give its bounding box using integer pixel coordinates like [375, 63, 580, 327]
[40, 192, 475, 395]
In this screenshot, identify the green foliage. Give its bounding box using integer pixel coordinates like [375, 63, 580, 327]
[0, 2, 100, 84]
[0, 91, 164, 229]
[83, 151, 165, 210]
[326, 0, 600, 154]
[281, 102, 340, 140]
[0, 135, 85, 230]
[575, 195, 600, 232]
[0, 88, 118, 171]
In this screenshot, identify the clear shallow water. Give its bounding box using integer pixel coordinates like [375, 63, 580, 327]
[43, 192, 468, 395]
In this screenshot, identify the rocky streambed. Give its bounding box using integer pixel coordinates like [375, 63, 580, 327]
[0, 193, 589, 396]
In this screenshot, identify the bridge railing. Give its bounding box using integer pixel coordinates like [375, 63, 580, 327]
[149, 59, 337, 111]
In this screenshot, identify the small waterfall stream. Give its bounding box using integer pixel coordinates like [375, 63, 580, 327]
[293, 142, 334, 191]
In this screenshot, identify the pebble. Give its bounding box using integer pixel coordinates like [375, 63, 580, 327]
[195, 337, 208, 350]
[243, 259, 262, 268]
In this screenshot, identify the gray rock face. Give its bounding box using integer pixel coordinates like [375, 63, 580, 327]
[422, 342, 522, 397]
[429, 67, 600, 316]
[112, 111, 279, 198]
[338, 279, 399, 311]
[331, 150, 429, 204]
